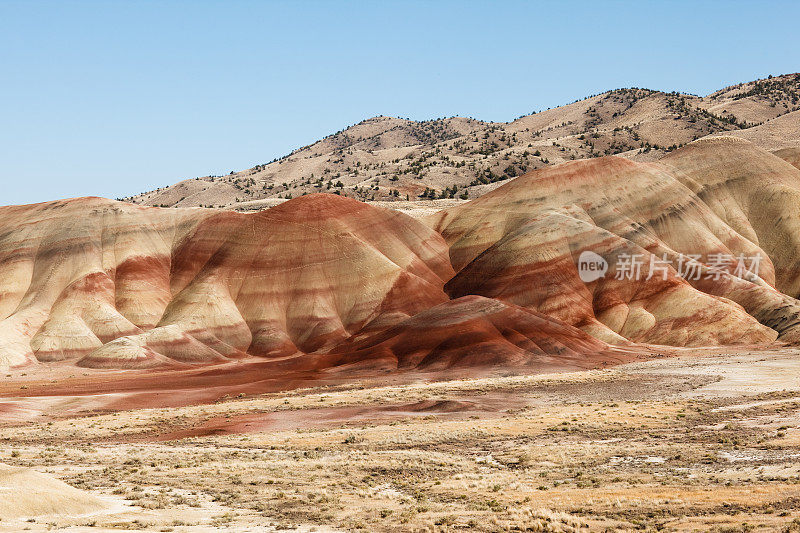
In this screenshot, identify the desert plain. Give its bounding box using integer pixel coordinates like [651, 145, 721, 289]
[3, 345, 800, 532]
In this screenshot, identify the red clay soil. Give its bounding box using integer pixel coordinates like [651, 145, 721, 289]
[0, 340, 646, 426]
[151, 397, 526, 442]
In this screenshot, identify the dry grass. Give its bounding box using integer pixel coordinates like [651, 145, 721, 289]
[3, 349, 800, 531]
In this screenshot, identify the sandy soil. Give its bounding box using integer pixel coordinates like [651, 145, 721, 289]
[3, 347, 800, 531]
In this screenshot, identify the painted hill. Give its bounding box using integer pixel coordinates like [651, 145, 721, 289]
[123, 74, 800, 210]
[775, 146, 800, 169]
[429, 137, 800, 347]
[2, 137, 800, 372]
[0, 195, 453, 369]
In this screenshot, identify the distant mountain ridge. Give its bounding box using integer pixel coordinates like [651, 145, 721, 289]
[124, 73, 800, 210]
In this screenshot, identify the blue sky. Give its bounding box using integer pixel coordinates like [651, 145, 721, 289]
[1, 1, 799, 206]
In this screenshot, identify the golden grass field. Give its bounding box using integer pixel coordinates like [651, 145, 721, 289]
[3, 347, 800, 532]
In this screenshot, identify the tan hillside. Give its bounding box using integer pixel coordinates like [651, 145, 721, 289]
[0, 463, 107, 520]
[775, 146, 800, 169]
[124, 73, 800, 210]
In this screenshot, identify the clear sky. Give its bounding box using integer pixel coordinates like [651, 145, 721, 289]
[1, 0, 799, 206]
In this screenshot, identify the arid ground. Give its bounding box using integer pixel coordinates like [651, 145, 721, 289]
[3, 347, 800, 532]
